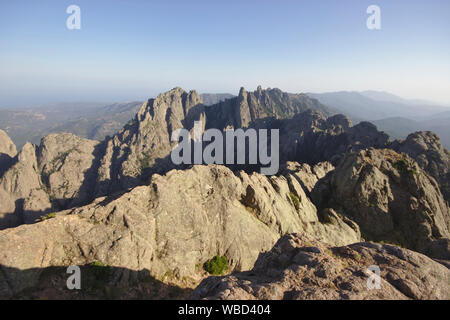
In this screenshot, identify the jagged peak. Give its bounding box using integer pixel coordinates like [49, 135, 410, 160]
[257, 85, 263, 94]
[0, 129, 17, 158]
[149, 87, 203, 106]
[165, 86, 186, 94]
[17, 142, 37, 163]
[238, 87, 247, 97]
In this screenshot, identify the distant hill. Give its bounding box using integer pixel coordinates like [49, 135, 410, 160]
[370, 117, 420, 139]
[0, 101, 143, 148]
[44, 101, 144, 141]
[372, 115, 450, 148]
[308, 91, 450, 148]
[308, 91, 449, 121]
[360, 90, 446, 107]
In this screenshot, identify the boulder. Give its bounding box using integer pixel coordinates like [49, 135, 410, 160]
[312, 148, 450, 259]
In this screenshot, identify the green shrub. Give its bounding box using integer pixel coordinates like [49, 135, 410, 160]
[139, 152, 152, 169]
[289, 192, 300, 210]
[393, 159, 408, 174]
[393, 159, 420, 177]
[90, 261, 107, 268]
[40, 212, 56, 221]
[204, 255, 229, 275]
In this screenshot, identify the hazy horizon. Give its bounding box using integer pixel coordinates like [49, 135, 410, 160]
[1, 0, 449, 107]
[2, 88, 450, 110]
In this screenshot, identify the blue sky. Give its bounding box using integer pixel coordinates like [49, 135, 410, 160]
[0, 0, 449, 107]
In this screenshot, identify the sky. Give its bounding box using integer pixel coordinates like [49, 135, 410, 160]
[0, 0, 449, 107]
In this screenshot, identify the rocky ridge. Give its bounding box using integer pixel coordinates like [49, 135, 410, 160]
[0, 87, 394, 229]
[0, 164, 360, 298]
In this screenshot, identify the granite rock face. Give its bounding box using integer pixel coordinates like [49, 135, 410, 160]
[94, 88, 205, 195]
[312, 148, 450, 259]
[0, 143, 51, 229]
[192, 233, 450, 300]
[205, 87, 333, 130]
[0, 129, 17, 176]
[0, 129, 17, 158]
[37, 133, 102, 208]
[0, 133, 101, 229]
[274, 111, 390, 165]
[391, 131, 450, 201]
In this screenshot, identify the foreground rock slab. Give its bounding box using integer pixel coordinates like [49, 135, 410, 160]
[192, 233, 450, 300]
[0, 165, 359, 299]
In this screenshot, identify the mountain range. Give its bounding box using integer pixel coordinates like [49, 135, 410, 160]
[0, 86, 448, 300]
[308, 91, 450, 148]
[3, 90, 449, 150]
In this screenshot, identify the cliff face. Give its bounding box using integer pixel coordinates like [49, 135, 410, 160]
[312, 148, 450, 259]
[205, 86, 333, 130]
[93, 88, 204, 194]
[0, 129, 17, 177]
[0, 142, 51, 229]
[0, 133, 101, 229]
[0, 129, 17, 158]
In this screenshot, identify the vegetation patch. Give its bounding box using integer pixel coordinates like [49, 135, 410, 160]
[204, 255, 229, 275]
[289, 192, 300, 210]
[393, 159, 419, 177]
[162, 269, 175, 281]
[393, 159, 408, 174]
[138, 152, 152, 170]
[40, 212, 56, 221]
[353, 252, 362, 262]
